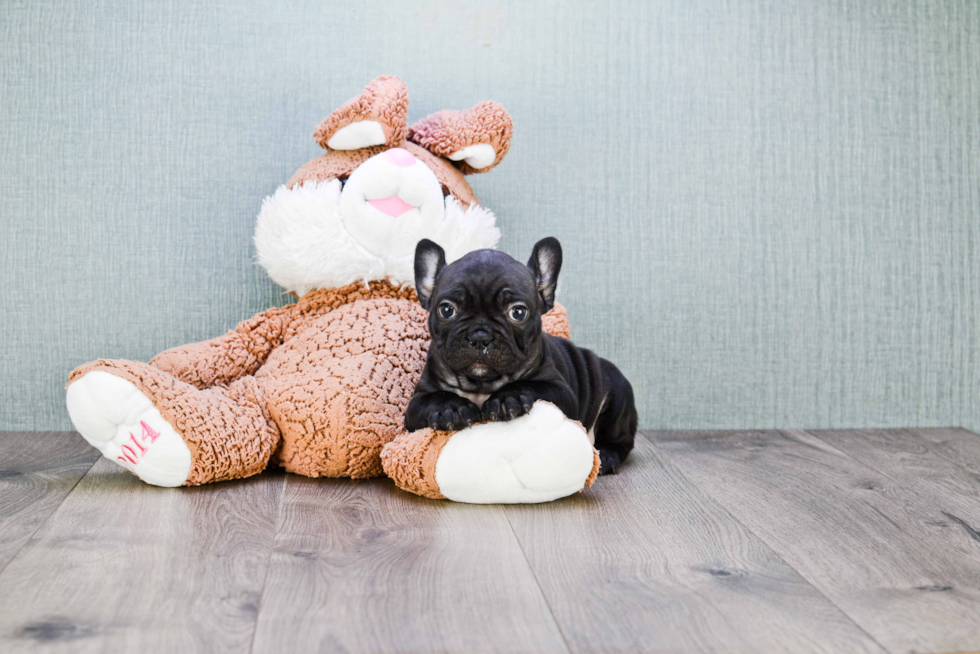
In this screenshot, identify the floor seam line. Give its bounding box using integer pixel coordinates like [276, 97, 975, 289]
[812, 426, 980, 489]
[795, 428, 910, 487]
[639, 430, 896, 654]
[0, 444, 100, 579]
[501, 508, 575, 654]
[247, 472, 289, 654]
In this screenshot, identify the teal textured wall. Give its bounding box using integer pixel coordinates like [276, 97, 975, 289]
[2, 0, 978, 431]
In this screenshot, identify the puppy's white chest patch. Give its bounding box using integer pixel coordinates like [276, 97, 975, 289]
[455, 390, 490, 409]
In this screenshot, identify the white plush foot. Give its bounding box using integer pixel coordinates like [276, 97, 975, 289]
[435, 402, 597, 504]
[66, 371, 192, 487]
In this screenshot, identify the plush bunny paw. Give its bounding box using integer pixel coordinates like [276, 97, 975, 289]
[382, 401, 600, 504]
[66, 371, 191, 487]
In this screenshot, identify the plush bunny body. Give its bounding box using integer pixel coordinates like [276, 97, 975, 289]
[66, 77, 598, 501]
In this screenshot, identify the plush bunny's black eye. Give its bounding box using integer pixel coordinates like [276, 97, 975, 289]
[508, 305, 528, 322]
[438, 302, 456, 319]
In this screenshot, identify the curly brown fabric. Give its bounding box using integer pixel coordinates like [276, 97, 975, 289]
[151, 280, 417, 386]
[409, 101, 514, 174]
[286, 147, 384, 189]
[542, 302, 571, 340]
[585, 449, 601, 488]
[150, 306, 293, 389]
[313, 75, 409, 149]
[378, 428, 451, 500]
[261, 295, 431, 478]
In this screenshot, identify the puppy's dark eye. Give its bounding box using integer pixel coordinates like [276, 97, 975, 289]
[438, 302, 456, 319]
[508, 305, 528, 322]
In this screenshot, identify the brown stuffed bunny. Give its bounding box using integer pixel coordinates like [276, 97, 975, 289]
[66, 77, 598, 503]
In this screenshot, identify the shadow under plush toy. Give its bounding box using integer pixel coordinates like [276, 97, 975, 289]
[66, 76, 600, 503]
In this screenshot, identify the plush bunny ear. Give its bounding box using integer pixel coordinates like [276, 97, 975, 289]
[313, 76, 409, 151]
[408, 101, 513, 174]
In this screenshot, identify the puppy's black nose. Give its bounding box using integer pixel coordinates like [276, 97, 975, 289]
[467, 328, 493, 349]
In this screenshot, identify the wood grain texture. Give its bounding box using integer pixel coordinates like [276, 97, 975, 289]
[0, 457, 284, 654]
[0, 432, 99, 573]
[503, 438, 885, 654]
[809, 428, 980, 543]
[649, 429, 980, 654]
[251, 475, 569, 654]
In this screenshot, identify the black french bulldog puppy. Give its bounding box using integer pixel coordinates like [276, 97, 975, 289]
[404, 237, 637, 474]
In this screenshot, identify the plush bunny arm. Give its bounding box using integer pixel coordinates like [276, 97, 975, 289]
[382, 402, 600, 504]
[150, 305, 294, 389]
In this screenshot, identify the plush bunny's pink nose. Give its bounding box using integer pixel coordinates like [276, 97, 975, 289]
[383, 147, 416, 167]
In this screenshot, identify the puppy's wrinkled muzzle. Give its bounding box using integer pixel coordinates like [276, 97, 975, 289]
[467, 328, 493, 350]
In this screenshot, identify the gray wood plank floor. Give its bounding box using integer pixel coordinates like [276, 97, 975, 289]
[652, 429, 980, 654]
[0, 432, 99, 573]
[251, 475, 568, 654]
[1, 428, 979, 654]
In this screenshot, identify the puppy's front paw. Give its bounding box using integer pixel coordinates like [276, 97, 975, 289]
[482, 389, 536, 423]
[427, 398, 481, 432]
[598, 450, 621, 475]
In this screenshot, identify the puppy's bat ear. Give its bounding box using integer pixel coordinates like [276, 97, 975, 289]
[527, 237, 562, 312]
[414, 239, 447, 310]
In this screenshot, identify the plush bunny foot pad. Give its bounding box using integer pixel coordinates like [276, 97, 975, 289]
[382, 402, 600, 504]
[66, 371, 191, 487]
